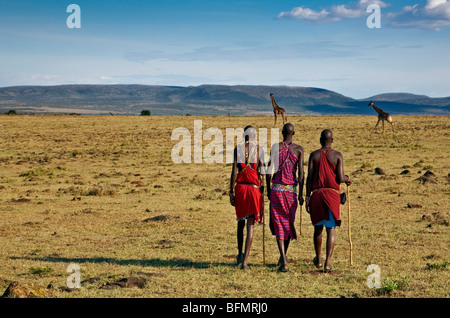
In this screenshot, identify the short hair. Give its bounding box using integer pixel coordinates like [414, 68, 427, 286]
[282, 123, 295, 136]
[320, 129, 333, 145]
[243, 125, 256, 141]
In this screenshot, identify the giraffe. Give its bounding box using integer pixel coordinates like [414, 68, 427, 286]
[368, 101, 395, 133]
[270, 93, 286, 126]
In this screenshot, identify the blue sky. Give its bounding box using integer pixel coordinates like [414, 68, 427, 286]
[0, 0, 449, 98]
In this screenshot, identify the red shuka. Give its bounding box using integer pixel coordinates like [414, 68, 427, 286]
[310, 148, 341, 227]
[234, 144, 263, 224]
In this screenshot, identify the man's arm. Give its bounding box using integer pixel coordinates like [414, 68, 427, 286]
[305, 152, 315, 213]
[265, 144, 276, 200]
[297, 146, 305, 206]
[229, 147, 238, 206]
[335, 152, 351, 186]
[257, 146, 264, 194]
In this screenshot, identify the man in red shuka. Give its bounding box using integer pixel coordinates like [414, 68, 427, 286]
[305, 129, 351, 273]
[229, 126, 264, 270]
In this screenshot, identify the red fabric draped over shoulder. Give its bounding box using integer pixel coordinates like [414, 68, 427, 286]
[310, 148, 341, 227]
[234, 143, 263, 224]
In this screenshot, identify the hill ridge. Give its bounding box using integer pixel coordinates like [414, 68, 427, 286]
[0, 84, 448, 115]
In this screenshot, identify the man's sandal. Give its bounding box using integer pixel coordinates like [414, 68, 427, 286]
[324, 265, 334, 273]
[236, 253, 244, 265]
[277, 264, 289, 272]
[313, 257, 323, 269]
[277, 256, 289, 266]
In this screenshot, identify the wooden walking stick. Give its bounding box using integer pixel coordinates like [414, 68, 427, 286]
[299, 187, 303, 236]
[262, 204, 266, 266]
[347, 185, 353, 266]
[299, 204, 303, 236]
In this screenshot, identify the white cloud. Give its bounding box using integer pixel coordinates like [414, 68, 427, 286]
[389, 0, 450, 30]
[278, 0, 450, 30]
[277, 7, 330, 21]
[277, 0, 388, 22]
[426, 0, 447, 10]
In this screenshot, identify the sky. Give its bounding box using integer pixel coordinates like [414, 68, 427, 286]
[0, 0, 449, 99]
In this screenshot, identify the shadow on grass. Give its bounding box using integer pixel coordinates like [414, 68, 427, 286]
[11, 256, 331, 273]
[10, 256, 235, 269]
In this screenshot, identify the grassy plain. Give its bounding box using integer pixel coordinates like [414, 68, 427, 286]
[0, 114, 448, 298]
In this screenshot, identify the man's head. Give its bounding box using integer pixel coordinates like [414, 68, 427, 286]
[243, 125, 256, 142]
[320, 129, 333, 146]
[282, 123, 295, 138]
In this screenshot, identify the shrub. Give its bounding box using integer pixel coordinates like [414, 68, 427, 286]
[375, 276, 410, 295]
[85, 184, 117, 196]
[425, 261, 449, 270]
[140, 110, 151, 116]
[28, 266, 54, 276]
[19, 168, 52, 178]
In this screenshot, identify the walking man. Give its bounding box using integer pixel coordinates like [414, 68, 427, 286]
[229, 126, 264, 270]
[305, 129, 351, 272]
[266, 123, 304, 272]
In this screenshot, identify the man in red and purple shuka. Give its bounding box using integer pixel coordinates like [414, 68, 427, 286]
[266, 123, 304, 272]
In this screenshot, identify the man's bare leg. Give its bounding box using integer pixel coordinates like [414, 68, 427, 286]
[237, 220, 245, 264]
[284, 239, 290, 255]
[324, 227, 335, 271]
[276, 239, 289, 271]
[241, 215, 254, 269]
[277, 239, 291, 265]
[313, 225, 324, 267]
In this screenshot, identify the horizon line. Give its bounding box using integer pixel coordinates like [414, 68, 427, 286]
[0, 83, 449, 99]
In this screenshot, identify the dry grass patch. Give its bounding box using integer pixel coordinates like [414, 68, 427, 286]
[0, 115, 448, 298]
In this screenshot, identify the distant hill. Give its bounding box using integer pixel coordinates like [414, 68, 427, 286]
[359, 93, 450, 115]
[0, 84, 448, 115]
